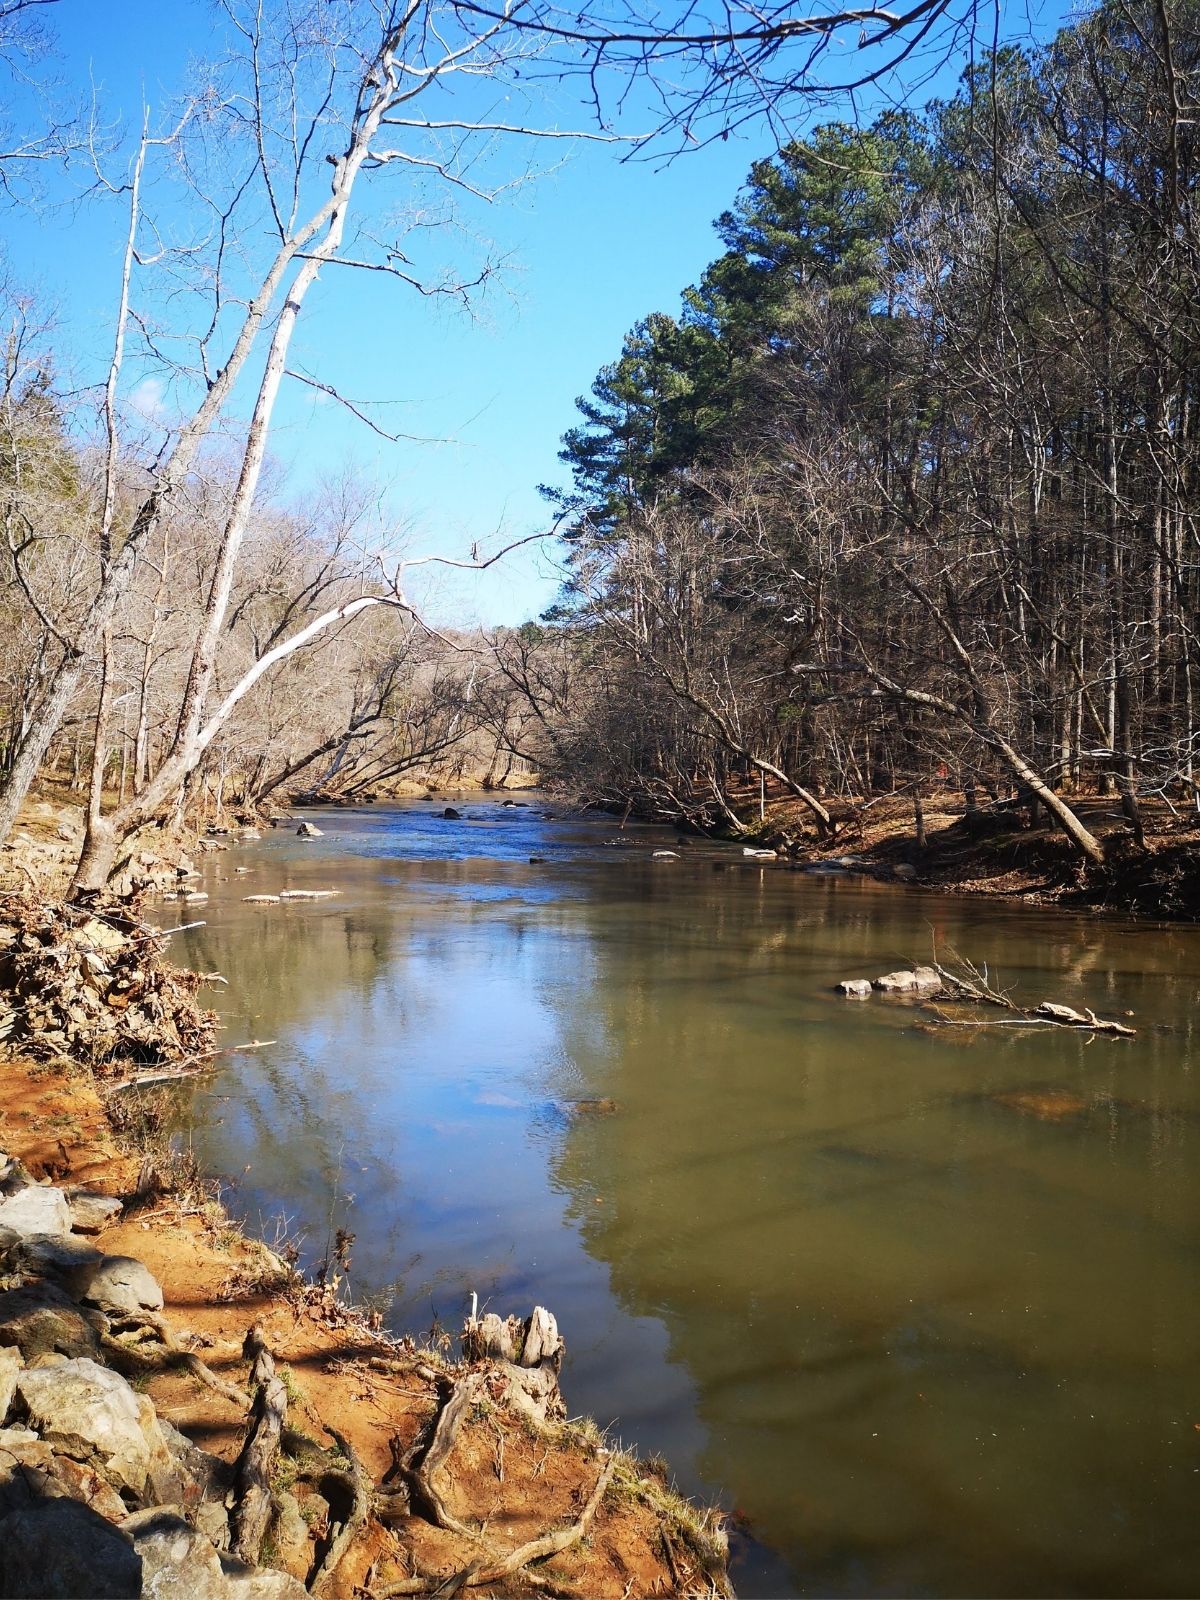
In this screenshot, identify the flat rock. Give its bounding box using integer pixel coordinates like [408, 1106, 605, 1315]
[69, 1254, 163, 1316]
[0, 1282, 101, 1362]
[124, 1507, 308, 1599]
[0, 1497, 142, 1598]
[0, 1185, 73, 1239]
[242, 895, 280, 904]
[652, 850, 679, 859]
[277, 889, 339, 900]
[16, 1356, 165, 1498]
[66, 1191, 123, 1233]
[874, 966, 942, 994]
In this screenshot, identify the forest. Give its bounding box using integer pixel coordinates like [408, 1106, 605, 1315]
[2, 0, 1199, 890]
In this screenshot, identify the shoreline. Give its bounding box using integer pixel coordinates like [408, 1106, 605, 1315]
[0, 800, 734, 1598]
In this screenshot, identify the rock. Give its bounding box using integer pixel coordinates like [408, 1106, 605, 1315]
[892, 863, 917, 880]
[16, 1357, 168, 1499]
[0, 1152, 32, 1196]
[742, 847, 777, 859]
[6, 1232, 104, 1277]
[242, 895, 280, 905]
[528, 855, 546, 864]
[269, 1490, 310, 1576]
[0, 1186, 73, 1239]
[295, 822, 323, 838]
[0, 1497, 142, 1598]
[238, 828, 261, 841]
[653, 849, 679, 859]
[0, 1283, 101, 1362]
[66, 1191, 123, 1234]
[123, 1506, 309, 1598]
[874, 966, 942, 995]
[0, 1348, 19, 1423]
[442, 807, 461, 820]
[837, 979, 873, 997]
[157, 1419, 229, 1506]
[68, 1255, 163, 1316]
[277, 889, 339, 901]
[46, 1451, 131, 1523]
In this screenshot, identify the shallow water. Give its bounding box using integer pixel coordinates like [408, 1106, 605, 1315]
[173, 799, 1200, 1597]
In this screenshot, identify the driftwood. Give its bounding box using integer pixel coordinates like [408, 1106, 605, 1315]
[231, 1323, 288, 1565]
[926, 952, 1136, 1037]
[374, 1454, 615, 1597]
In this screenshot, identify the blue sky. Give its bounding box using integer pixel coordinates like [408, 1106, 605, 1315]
[3, 0, 1064, 625]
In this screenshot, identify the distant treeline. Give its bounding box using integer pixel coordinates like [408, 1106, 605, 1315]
[502, 0, 1200, 859]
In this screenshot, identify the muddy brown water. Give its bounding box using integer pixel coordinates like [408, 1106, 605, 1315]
[172, 800, 1200, 1597]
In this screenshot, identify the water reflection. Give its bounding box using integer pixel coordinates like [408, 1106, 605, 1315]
[175, 804, 1200, 1597]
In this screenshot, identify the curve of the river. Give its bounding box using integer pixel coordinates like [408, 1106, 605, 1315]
[172, 798, 1200, 1597]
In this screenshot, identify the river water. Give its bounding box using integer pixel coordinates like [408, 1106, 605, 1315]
[173, 798, 1200, 1597]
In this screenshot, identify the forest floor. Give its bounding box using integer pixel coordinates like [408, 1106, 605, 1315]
[741, 787, 1200, 922]
[0, 798, 730, 1599]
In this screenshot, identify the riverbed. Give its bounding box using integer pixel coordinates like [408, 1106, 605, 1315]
[173, 799, 1200, 1597]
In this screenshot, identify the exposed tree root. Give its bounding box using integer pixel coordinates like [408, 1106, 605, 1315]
[309, 1423, 371, 1596]
[101, 1308, 251, 1407]
[373, 1454, 615, 1598]
[231, 1322, 288, 1565]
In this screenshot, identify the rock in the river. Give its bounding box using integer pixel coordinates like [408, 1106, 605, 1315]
[442, 807, 461, 820]
[837, 979, 873, 997]
[0, 1497, 142, 1598]
[652, 850, 679, 859]
[242, 895, 280, 905]
[277, 889, 339, 901]
[15, 1358, 166, 1498]
[66, 1191, 123, 1234]
[0, 1283, 101, 1362]
[123, 1506, 308, 1599]
[873, 966, 942, 995]
[0, 1185, 73, 1239]
[68, 1255, 163, 1316]
[742, 847, 777, 859]
[295, 822, 323, 838]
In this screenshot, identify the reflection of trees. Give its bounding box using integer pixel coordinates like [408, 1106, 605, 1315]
[541, 873, 1200, 1597]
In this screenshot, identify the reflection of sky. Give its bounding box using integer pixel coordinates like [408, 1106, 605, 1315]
[175, 801, 1200, 1599]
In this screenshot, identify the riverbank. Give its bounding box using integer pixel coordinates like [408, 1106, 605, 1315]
[0, 811, 731, 1597]
[710, 787, 1200, 921]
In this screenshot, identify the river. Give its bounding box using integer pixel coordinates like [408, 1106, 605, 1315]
[173, 798, 1200, 1597]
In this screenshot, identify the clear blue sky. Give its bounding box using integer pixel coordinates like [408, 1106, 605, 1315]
[3, 0, 1063, 625]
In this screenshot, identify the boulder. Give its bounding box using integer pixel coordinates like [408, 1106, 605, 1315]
[837, 979, 873, 997]
[5, 1232, 103, 1277]
[123, 1507, 309, 1599]
[0, 1497, 142, 1598]
[66, 1191, 124, 1234]
[442, 807, 461, 820]
[295, 822, 322, 838]
[15, 1357, 168, 1498]
[0, 1186, 73, 1239]
[68, 1255, 163, 1316]
[0, 1283, 101, 1362]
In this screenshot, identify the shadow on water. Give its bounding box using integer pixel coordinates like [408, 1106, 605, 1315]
[173, 801, 1200, 1597]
